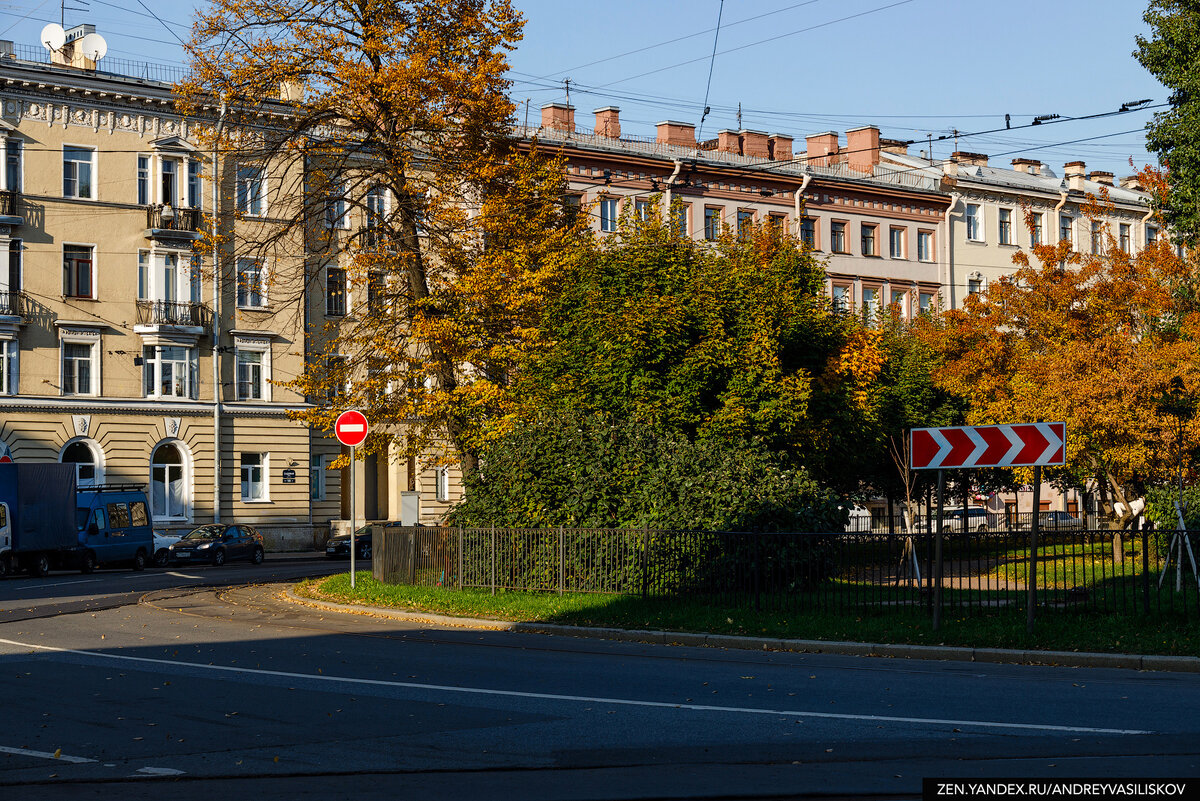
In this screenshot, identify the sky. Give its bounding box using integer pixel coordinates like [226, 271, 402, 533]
[0, 0, 1166, 178]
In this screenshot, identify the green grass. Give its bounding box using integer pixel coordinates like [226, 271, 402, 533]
[297, 571, 1200, 657]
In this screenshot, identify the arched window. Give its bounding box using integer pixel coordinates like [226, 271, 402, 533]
[61, 439, 101, 487]
[151, 441, 188, 520]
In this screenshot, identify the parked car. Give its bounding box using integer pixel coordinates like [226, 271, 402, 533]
[75, 485, 155, 573]
[1021, 511, 1085, 531]
[153, 531, 182, 567]
[913, 506, 991, 533]
[325, 522, 403, 560]
[167, 524, 264, 566]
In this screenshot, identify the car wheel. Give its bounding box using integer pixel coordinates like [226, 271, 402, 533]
[132, 550, 147, 571]
[360, 544, 371, 560]
[212, 549, 226, 567]
[31, 553, 51, 577]
[80, 551, 96, 574]
[154, 548, 169, 568]
[252, 547, 264, 565]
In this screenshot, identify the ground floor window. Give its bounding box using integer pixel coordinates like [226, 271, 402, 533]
[241, 452, 266, 501]
[61, 439, 101, 487]
[151, 442, 187, 519]
[0, 339, 15, 394]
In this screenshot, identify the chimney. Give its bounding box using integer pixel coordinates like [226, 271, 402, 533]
[655, 120, 696, 147]
[1088, 170, 1115, 187]
[594, 106, 621, 139]
[846, 126, 881, 174]
[740, 130, 770, 159]
[541, 102, 575, 133]
[1064, 161, 1086, 191]
[881, 137, 909, 155]
[768, 133, 793, 161]
[713, 129, 738, 154]
[51, 24, 100, 70]
[1011, 158, 1042, 175]
[951, 151, 989, 167]
[1120, 175, 1145, 191]
[805, 131, 839, 167]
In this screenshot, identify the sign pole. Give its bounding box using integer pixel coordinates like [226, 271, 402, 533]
[1026, 465, 1041, 634]
[350, 444, 356, 589]
[333, 410, 369, 591]
[933, 468, 945, 631]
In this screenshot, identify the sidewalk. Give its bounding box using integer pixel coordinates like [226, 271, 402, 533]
[281, 586, 1200, 674]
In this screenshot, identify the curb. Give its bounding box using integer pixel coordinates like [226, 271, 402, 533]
[281, 587, 1200, 674]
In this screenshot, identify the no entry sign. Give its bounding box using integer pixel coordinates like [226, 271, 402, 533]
[910, 423, 1065, 470]
[334, 410, 369, 448]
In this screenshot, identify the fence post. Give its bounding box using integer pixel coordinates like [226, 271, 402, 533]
[933, 469, 945, 631]
[1140, 515, 1150, 614]
[1026, 466, 1041, 635]
[641, 527, 649, 599]
[491, 524, 496, 596]
[754, 530, 762, 612]
[457, 527, 463, 590]
[558, 526, 564, 596]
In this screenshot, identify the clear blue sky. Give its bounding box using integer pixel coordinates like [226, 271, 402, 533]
[0, 0, 1163, 177]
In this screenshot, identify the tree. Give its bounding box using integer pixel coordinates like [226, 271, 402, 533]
[1135, 0, 1200, 242]
[179, 0, 580, 472]
[921, 193, 1200, 524]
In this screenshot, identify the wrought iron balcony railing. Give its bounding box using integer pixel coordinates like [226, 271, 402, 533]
[0, 190, 20, 218]
[135, 299, 212, 328]
[146, 205, 203, 233]
[0, 290, 25, 318]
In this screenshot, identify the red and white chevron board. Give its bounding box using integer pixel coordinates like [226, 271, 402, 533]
[910, 422, 1066, 470]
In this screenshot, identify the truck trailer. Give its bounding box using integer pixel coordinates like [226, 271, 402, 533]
[0, 463, 80, 576]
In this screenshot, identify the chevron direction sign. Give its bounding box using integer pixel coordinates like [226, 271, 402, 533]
[910, 422, 1066, 470]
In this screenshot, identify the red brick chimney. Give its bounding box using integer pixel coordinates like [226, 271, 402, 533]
[846, 126, 880, 174]
[655, 120, 696, 147]
[541, 102, 575, 133]
[805, 131, 839, 167]
[768, 134, 793, 161]
[716, 129, 740, 154]
[594, 106, 621, 139]
[740, 130, 770, 158]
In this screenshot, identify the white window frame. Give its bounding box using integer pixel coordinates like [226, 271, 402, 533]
[1031, 212, 1045, 245]
[889, 226, 905, 259]
[150, 440, 191, 521]
[599, 196, 618, 233]
[236, 165, 265, 217]
[890, 288, 909, 317]
[235, 339, 271, 401]
[310, 454, 327, 501]
[0, 338, 17, 395]
[240, 452, 269, 502]
[998, 207, 1013, 245]
[62, 144, 96, 200]
[326, 265, 347, 317]
[965, 203, 983, 242]
[159, 155, 181, 208]
[916, 230, 933, 262]
[1060, 214, 1074, 247]
[436, 466, 450, 502]
[62, 243, 96, 300]
[967, 272, 986, 297]
[187, 160, 203, 209]
[236, 259, 267, 308]
[3, 137, 22, 193]
[1146, 224, 1159, 246]
[918, 291, 935, 315]
[189, 255, 203, 304]
[137, 154, 150, 206]
[325, 181, 349, 229]
[1119, 223, 1132, 252]
[59, 332, 100, 396]
[59, 436, 104, 487]
[143, 344, 197, 400]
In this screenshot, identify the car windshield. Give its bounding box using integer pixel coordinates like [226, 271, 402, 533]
[184, 525, 225, 540]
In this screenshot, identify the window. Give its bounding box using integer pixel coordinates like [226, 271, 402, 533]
[158, 252, 178, 303]
[862, 287, 880, 323]
[326, 267, 346, 316]
[143, 345, 196, 399]
[800, 217, 816, 248]
[968, 275, 984, 296]
[323, 355, 347, 401]
[62, 440, 99, 486]
[965, 203, 982, 241]
[1146, 224, 1159, 245]
[130, 501, 148, 526]
[151, 442, 187, 520]
[236, 348, 265, 400]
[137, 250, 148, 300]
[1031, 212, 1044, 245]
[999, 208, 1013, 245]
[599, 196, 618, 233]
[672, 204, 688, 237]
[107, 503, 130, 528]
[832, 284, 851, 314]
[831, 221, 847, 253]
[436, 466, 450, 502]
[63, 245, 94, 298]
[4, 138, 20, 191]
[310, 454, 326, 500]
[240, 453, 266, 501]
[737, 209, 754, 239]
[1119, 223, 1131, 252]
[187, 161, 202, 208]
[62, 341, 96, 395]
[918, 291, 935, 314]
[891, 289, 908, 316]
[137, 155, 150, 205]
[236, 259, 266, 308]
[1090, 221, 1103, 255]
[704, 207, 721, 240]
[562, 194, 582, 228]
[366, 186, 388, 245]
[634, 199, 651, 222]
[917, 230, 933, 262]
[1060, 214, 1073, 246]
[768, 214, 786, 233]
[889, 227, 905, 258]
[190, 256, 203, 304]
[367, 271, 385, 313]
[0, 339, 16, 395]
[161, 159, 178, 207]
[236, 166, 264, 216]
[63, 146, 95, 199]
[861, 224, 877, 256]
[7, 239, 21, 294]
[325, 182, 348, 229]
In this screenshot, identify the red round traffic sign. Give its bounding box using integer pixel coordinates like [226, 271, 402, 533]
[334, 410, 369, 447]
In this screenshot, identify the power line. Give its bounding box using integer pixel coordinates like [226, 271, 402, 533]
[695, 0, 724, 143]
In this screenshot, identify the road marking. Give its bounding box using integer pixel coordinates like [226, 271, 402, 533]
[0, 579, 100, 591]
[0, 745, 96, 764]
[135, 767, 185, 776]
[0, 637, 1151, 736]
[164, 572, 203, 579]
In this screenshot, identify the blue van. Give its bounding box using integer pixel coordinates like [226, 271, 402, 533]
[74, 485, 155, 572]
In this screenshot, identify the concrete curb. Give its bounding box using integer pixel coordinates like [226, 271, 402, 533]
[281, 587, 1200, 674]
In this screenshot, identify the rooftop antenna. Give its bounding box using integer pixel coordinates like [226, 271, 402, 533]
[41, 23, 66, 52]
[564, 77, 570, 107]
[60, 0, 91, 28]
[736, 102, 741, 130]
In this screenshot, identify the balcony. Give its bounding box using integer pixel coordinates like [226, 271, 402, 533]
[135, 300, 212, 330]
[145, 205, 203, 241]
[0, 190, 21, 225]
[0, 290, 26, 319]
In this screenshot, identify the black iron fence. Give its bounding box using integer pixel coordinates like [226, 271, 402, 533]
[845, 509, 1093, 534]
[135, 299, 212, 328]
[373, 525, 1200, 619]
[0, 189, 18, 217]
[0, 290, 25, 317]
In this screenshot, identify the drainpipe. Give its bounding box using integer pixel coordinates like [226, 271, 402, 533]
[1142, 203, 1155, 246]
[211, 101, 227, 524]
[1053, 189, 1069, 245]
[663, 158, 683, 223]
[793, 172, 811, 236]
[943, 192, 961, 309]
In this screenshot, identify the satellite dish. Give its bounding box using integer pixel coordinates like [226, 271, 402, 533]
[40, 23, 66, 52]
[78, 32, 107, 62]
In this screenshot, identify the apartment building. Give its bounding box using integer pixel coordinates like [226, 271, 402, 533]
[525, 103, 951, 321]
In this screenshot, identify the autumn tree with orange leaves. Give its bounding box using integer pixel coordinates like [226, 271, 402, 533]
[178, 0, 581, 472]
[921, 178, 1200, 524]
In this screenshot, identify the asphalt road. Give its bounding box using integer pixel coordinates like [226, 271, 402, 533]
[1, 558, 1198, 800]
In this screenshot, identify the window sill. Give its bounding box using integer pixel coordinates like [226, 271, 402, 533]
[240, 498, 272, 504]
[63, 296, 99, 302]
[964, 239, 987, 245]
[237, 306, 271, 312]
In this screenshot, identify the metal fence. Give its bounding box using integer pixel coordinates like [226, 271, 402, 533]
[373, 525, 1200, 619]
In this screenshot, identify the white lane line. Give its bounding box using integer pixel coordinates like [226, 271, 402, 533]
[0, 579, 100, 591]
[0, 745, 97, 764]
[0, 637, 1150, 736]
[163, 572, 204, 580]
[135, 767, 185, 776]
